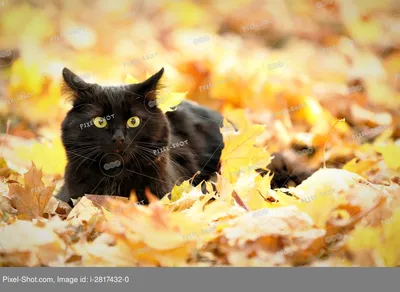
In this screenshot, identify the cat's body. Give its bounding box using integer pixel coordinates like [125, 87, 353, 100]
[57, 67, 313, 205]
[57, 68, 223, 204]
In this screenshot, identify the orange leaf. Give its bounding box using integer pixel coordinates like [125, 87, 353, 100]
[8, 163, 55, 220]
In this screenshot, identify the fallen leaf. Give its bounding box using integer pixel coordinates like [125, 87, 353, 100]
[8, 163, 56, 220]
[0, 220, 66, 267]
[220, 110, 271, 182]
[374, 143, 400, 170]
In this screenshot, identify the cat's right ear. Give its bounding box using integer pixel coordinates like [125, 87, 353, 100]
[62, 67, 96, 105]
[62, 67, 93, 93]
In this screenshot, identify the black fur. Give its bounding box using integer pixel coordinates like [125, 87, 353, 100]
[57, 67, 224, 204]
[260, 152, 314, 188]
[57, 67, 312, 205]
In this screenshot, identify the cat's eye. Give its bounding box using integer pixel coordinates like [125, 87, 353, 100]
[127, 116, 140, 128]
[93, 117, 107, 128]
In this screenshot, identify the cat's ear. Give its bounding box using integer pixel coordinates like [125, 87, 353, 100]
[62, 67, 92, 92]
[136, 67, 164, 101]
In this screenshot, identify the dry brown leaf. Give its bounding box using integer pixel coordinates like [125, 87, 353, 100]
[8, 163, 55, 220]
[204, 206, 325, 266]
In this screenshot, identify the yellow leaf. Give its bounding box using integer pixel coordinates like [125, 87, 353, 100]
[9, 58, 64, 123]
[9, 59, 43, 96]
[124, 74, 186, 113]
[347, 225, 381, 250]
[15, 138, 67, 175]
[234, 172, 270, 210]
[220, 110, 271, 182]
[0, 157, 12, 178]
[0, 220, 66, 267]
[379, 209, 400, 266]
[347, 208, 400, 266]
[157, 89, 186, 113]
[296, 98, 324, 125]
[124, 74, 139, 84]
[286, 168, 365, 227]
[374, 143, 400, 170]
[170, 179, 193, 202]
[343, 158, 377, 178]
[346, 19, 383, 45]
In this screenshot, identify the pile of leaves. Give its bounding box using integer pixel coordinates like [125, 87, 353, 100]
[0, 0, 399, 266]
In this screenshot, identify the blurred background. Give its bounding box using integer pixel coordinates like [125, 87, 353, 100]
[0, 0, 399, 180]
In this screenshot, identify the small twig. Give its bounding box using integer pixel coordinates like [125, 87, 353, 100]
[232, 191, 250, 211]
[257, 189, 268, 201]
[323, 118, 345, 169]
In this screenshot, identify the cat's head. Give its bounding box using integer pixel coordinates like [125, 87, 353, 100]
[61, 67, 171, 175]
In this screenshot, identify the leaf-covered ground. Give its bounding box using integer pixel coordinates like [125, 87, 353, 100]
[0, 0, 399, 267]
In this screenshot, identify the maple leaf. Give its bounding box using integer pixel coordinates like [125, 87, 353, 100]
[124, 73, 186, 113]
[220, 110, 271, 182]
[8, 163, 56, 220]
[94, 195, 228, 266]
[233, 171, 274, 210]
[1, 0, 400, 268]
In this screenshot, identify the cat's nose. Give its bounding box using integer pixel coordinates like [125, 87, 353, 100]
[112, 130, 125, 144]
[113, 136, 125, 144]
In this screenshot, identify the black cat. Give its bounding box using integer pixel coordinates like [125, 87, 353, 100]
[57, 67, 313, 205]
[57, 67, 224, 204]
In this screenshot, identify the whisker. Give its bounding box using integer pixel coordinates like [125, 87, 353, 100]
[135, 149, 162, 177]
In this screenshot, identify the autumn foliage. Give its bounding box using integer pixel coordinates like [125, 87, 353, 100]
[0, 0, 399, 267]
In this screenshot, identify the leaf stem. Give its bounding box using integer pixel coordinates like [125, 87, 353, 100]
[323, 118, 345, 169]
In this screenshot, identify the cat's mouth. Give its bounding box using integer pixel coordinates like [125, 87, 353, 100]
[112, 143, 128, 154]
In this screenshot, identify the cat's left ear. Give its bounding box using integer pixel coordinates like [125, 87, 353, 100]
[136, 68, 164, 101]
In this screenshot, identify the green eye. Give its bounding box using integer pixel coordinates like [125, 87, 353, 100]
[93, 117, 107, 128]
[127, 116, 140, 128]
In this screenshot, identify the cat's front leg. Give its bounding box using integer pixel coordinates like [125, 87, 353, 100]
[56, 181, 89, 206]
[147, 179, 173, 201]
